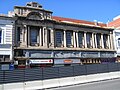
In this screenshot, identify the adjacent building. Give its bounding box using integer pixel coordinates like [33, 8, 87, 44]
[108, 15, 120, 62]
[12, 2, 116, 68]
[0, 15, 15, 63]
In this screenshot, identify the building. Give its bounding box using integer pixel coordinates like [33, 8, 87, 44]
[0, 15, 15, 63]
[13, 2, 116, 68]
[108, 15, 120, 62]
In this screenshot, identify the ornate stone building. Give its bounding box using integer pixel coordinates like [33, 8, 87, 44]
[13, 2, 116, 68]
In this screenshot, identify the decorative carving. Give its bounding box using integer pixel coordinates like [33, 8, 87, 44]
[27, 12, 43, 20]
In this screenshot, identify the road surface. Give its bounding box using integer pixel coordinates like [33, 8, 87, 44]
[47, 79, 120, 90]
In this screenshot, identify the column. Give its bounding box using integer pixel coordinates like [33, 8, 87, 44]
[76, 31, 79, 48]
[94, 33, 97, 48]
[92, 33, 95, 48]
[27, 26, 30, 46]
[20, 27, 24, 46]
[42, 27, 45, 46]
[39, 27, 42, 46]
[107, 35, 110, 49]
[24, 25, 27, 47]
[110, 31, 114, 49]
[43, 27, 48, 47]
[50, 28, 54, 47]
[84, 32, 87, 48]
[101, 34, 104, 49]
[64, 30, 66, 47]
[73, 31, 76, 48]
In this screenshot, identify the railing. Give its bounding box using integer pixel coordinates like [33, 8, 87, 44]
[0, 63, 120, 84]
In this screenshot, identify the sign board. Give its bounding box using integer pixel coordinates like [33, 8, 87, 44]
[29, 59, 53, 64]
[1, 64, 9, 70]
[1, 64, 14, 70]
[64, 60, 73, 63]
[54, 59, 80, 64]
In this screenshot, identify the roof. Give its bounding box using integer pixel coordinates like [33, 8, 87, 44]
[52, 16, 107, 28]
[108, 18, 120, 29]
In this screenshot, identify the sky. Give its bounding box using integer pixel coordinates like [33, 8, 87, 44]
[0, 0, 120, 23]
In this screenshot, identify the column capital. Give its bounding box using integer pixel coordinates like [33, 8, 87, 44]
[73, 30, 78, 32]
[43, 26, 46, 29]
[63, 29, 67, 31]
[23, 24, 27, 28]
[110, 31, 113, 34]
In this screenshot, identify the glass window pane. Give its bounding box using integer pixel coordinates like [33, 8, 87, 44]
[66, 31, 72, 47]
[103, 34, 108, 48]
[96, 33, 101, 48]
[86, 33, 92, 48]
[30, 27, 39, 45]
[55, 31, 63, 47]
[78, 32, 84, 48]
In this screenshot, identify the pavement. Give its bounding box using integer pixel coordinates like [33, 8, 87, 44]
[47, 78, 120, 90]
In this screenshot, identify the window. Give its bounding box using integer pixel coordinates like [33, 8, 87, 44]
[17, 27, 21, 42]
[33, 3, 37, 7]
[55, 31, 63, 47]
[47, 29, 51, 44]
[118, 38, 120, 48]
[78, 32, 84, 48]
[103, 34, 108, 49]
[30, 27, 39, 46]
[66, 31, 73, 47]
[0, 30, 2, 43]
[96, 33, 101, 48]
[86, 33, 92, 48]
[18, 9, 20, 14]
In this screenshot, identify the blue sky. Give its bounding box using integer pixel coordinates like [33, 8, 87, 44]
[0, 0, 120, 23]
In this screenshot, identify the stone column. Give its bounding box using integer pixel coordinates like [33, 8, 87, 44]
[64, 30, 66, 47]
[92, 33, 95, 48]
[84, 32, 87, 48]
[50, 28, 54, 47]
[73, 31, 76, 48]
[76, 31, 79, 48]
[39, 27, 42, 46]
[110, 31, 114, 49]
[43, 27, 48, 47]
[27, 26, 30, 46]
[101, 34, 104, 49]
[42, 27, 45, 46]
[24, 25, 27, 47]
[94, 33, 97, 48]
[20, 27, 24, 46]
[107, 35, 110, 49]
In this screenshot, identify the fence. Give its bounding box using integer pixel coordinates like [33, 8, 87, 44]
[0, 63, 120, 85]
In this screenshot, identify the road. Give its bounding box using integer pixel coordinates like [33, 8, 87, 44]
[47, 79, 120, 90]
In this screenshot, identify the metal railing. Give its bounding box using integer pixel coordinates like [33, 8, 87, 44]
[0, 63, 120, 84]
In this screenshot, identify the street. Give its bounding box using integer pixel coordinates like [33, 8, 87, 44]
[47, 79, 120, 90]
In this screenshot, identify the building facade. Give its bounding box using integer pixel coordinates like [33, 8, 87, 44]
[13, 2, 116, 68]
[108, 15, 120, 62]
[0, 15, 15, 63]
